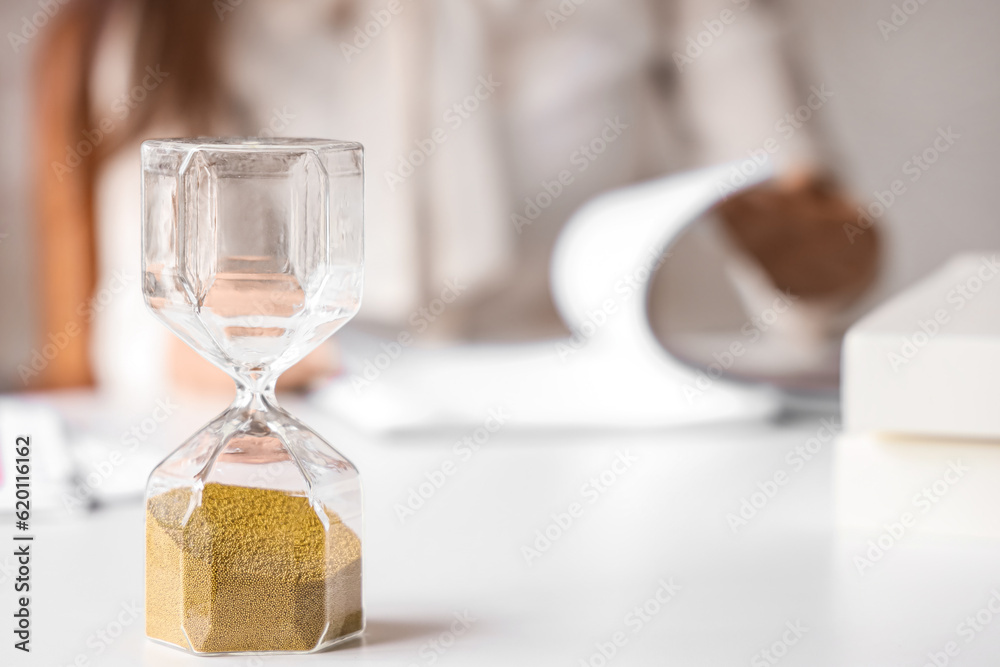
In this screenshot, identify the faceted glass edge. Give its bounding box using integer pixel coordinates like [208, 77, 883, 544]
[143, 137, 363, 152]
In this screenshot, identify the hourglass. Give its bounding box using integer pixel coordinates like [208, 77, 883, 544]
[141, 138, 364, 654]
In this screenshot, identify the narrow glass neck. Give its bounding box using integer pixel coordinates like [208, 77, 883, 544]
[233, 377, 279, 411]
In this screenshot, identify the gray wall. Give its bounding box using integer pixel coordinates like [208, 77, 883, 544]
[788, 0, 1000, 297]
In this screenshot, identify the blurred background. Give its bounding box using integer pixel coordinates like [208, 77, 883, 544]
[1, 0, 998, 400]
[0, 0, 998, 446]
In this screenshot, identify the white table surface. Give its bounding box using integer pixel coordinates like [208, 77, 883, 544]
[4, 394, 1000, 667]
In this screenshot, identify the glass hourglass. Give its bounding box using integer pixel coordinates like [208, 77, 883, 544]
[141, 138, 364, 655]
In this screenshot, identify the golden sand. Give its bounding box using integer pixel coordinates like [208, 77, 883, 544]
[145, 483, 362, 653]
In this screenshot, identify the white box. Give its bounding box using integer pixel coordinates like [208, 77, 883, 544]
[843, 253, 1000, 439]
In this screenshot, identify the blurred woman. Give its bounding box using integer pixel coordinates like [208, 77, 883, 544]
[32, 0, 876, 398]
